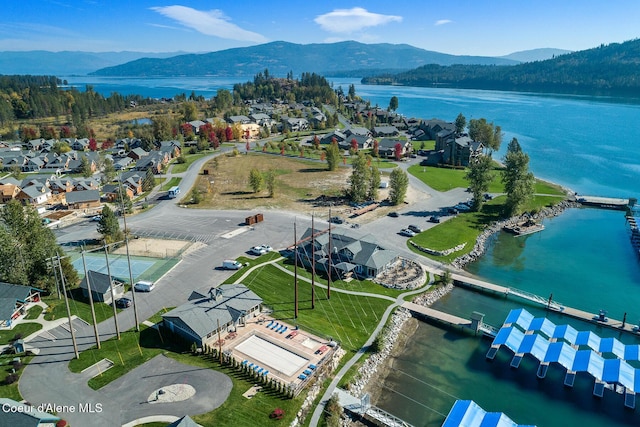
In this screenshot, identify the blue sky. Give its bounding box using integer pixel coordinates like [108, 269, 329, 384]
[2, 1, 639, 56]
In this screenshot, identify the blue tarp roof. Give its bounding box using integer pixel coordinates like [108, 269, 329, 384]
[442, 400, 535, 427]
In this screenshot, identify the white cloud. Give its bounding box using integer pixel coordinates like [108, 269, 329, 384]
[435, 19, 453, 26]
[150, 5, 267, 43]
[314, 7, 402, 34]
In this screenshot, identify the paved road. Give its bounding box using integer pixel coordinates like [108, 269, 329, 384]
[22, 139, 472, 426]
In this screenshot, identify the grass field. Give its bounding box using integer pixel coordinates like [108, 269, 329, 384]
[0, 354, 34, 401]
[43, 292, 117, 325]
[171, 151, 213, 174]
[407, 163, 566, 195]
[0, 323, 42, 346]
[408, 194, 565, 263]
[160, 177, 182, 191]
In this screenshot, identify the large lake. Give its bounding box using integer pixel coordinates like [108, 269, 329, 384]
[64, 75, 640, 425]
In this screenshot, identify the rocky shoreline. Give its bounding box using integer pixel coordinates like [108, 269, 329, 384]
[349, 283, 454, 399]
[451, 200, 579, 269]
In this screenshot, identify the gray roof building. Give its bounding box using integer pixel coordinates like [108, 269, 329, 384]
[168, 415, 201, 427]
[162, 284, 262, 346]
[0, 282, 42, 327]
[0, 398, 60, 426]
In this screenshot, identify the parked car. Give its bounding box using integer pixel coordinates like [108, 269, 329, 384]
[447, 207, 459, 215]
[90, 215, 102, 222]
[223, 260, 243, 270]
[483, 193, 493, 200]
[408, 224, 423, 233]
[329, 216, 344, 224]
[388, 211, 399, 218]
[400, 229, 416, 237]
[429, 216, 441, 223]
[134, 281, 155, 292]
[115, 298, 132, 308]
[250, 244, 272, 255]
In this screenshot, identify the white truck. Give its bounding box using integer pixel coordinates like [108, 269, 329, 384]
[222, 260, 243, 270]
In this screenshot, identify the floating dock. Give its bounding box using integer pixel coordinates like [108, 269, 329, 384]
[401, 302, 498, 337]
[442, 399, 535, 427]
[577, 196, 630, 210]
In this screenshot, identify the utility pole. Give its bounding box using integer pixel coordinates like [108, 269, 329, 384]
[120, 189, 140, 332]
[104, 243, 120, 340]
[327, 207, 332, 300]
[57, 255, 79, 359]
[311, 214, 315, 309]
[81, 252, 101, 349]
[50, 255, 61, 300]
[294, 221, 298, 319]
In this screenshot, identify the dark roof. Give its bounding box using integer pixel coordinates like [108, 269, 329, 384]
[79, 270, 122, 294]
[0, 398, 60, 426]
[162, 284, 262, 340]
[0, 283, 40, 322]
[65, 189, 100, 204]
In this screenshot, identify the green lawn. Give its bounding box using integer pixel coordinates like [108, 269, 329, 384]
[409, 195, 565, 263]
[24, 305, 43, 320]
[408, 163, 566, 195]
[171, 151, 212, 173]
[43, 292, 117, 325]
[229, 263, 392, 351]
[0, 323, 42, 346]
[0, 354, 34, 401]
[411, 140, 436, 151]
[160, 177, 182, 191]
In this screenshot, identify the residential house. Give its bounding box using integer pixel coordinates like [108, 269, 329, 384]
[167, 415, 200, 427]
[114, 156, 133, 171]
[227, 115, 251, 125]
[320, 130, 347, 146]
[285, 117, 309, 132]
[377, 138, 412, 158]
[249, 113, 275, 128]
[23, 157, 44, 172]
[25, 138, 44, 151]
[438, 134, 484, 167]
[64, 189, 101, 209]
[73, 178, 99, 192]
[345, 127, 371, 138]
[161, 284, 262, 347]
[158, 140, 181, 158]
[49, 177, 74, 194]
[186, 120, 207, 134]
[67, 152, 97, 174]
[127, 147, 149, 161]
[372, 125, 400, 137]
[0, 183, 20, 203]
[15, 185, 51, 205]
[70, 138, 90, 151]
[295, 228, 398, 279]
[0, 398, 60, 426]
[103, 183, 133, 202]
[0, 282, 42, 327]
[135, 151, 168, 174]
[79, 270, 124, 304]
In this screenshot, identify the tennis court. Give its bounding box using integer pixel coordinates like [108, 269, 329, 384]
[235, 334, 309, 377]
[72, 253, 156, 281]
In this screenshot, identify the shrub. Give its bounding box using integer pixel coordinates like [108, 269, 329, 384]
[4, 373, 18, 385]
[56, 420, 68, 427]
[176, 156, 186, 164]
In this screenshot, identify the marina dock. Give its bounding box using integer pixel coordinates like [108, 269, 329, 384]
[576, 195, 630, 210]
[401, 301, 498, 336]
[452, 273, 640, 336]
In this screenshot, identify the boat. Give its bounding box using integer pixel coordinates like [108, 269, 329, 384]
[503, 219, 545, 236]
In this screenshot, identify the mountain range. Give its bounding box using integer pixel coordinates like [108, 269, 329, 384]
[0, 42, 569, 77]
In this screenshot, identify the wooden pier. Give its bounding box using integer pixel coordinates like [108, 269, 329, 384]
[401, 302, 498, 336]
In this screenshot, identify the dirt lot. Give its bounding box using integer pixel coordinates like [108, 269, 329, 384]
[111, 237, 194, 258]
[190, 154, 420, 222]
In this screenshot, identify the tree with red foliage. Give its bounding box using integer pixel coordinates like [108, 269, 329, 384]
[210, 134, 220, 149]
[19, 125, 39, 142]
[225, 126, 234, 141]
[101, 138, 114, 149]
[88, 138, 98, 151]
[181, 123, 194, 139]
[313, 135, 320, 149]
[59, 125, 73, 138]
[350, 138, 358, 152]
[280, 145, 285, 155]
[394, 142, 403, 161]
[270, 408, 285, 420]
[372, 139, 379, 157]
[246, 141, 250, 152]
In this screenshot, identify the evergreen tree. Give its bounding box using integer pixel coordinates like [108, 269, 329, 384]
[502, 138, 536, 216]
[465, 155, 494, 211]
[97, 205, 123, 244]
[368, 164, 381, 201]
[455, 113, 466, 134]
[143, 168, 155, 192]
[388, 96, 399, 111]
[80, 155, 92, 178]
[389, 168, 408, 205]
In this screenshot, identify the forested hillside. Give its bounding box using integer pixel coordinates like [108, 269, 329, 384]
[0, 75, 153, 128]
[362, 39, 640, 95]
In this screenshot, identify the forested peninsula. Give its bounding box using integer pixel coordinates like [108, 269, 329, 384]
[363, 39, 640, 96]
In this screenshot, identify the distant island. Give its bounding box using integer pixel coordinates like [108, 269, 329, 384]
[362, 39, 640, 96]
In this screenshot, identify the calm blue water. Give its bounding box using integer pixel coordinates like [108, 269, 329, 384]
[62, 76, 640, 425]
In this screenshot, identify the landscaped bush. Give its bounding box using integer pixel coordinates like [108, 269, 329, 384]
[56, 420, 68, 427]
[4, 373, 18, 385]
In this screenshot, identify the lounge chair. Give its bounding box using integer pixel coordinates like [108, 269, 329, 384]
[308, 364, 316, 370]
[266, 320, 273, 328]
[298, 374, 307, 380]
